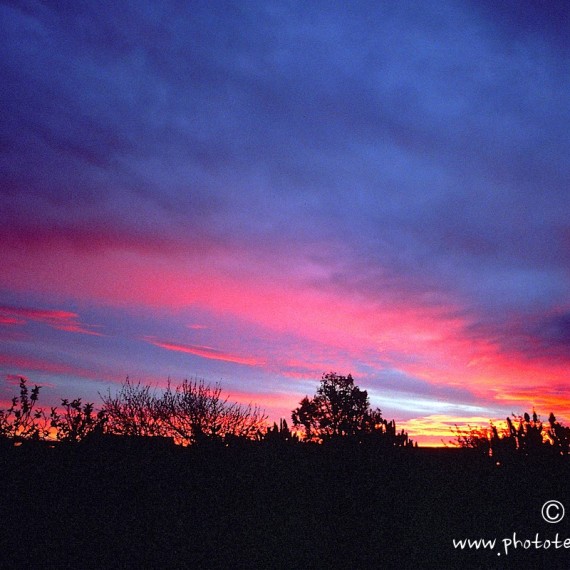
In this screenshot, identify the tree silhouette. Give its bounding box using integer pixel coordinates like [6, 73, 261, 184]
[315, 372, 370, 438]
[291, 372, 412, 446]
[291, 396, 319, 441]
[100, 377, 266, 445]
[101, 378, 165, 437]
[159, 378, 266, 445]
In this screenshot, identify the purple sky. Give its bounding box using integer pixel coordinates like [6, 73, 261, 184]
[2, 0, 569, 444]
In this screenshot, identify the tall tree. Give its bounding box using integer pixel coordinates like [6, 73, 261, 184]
[291, 396, 319, 441]
[314, 372, 370, 438]
[291, 372, 410, 445]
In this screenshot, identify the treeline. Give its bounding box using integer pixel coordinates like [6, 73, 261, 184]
[6, 371, 568, 459]
[0, 372, 415, 449]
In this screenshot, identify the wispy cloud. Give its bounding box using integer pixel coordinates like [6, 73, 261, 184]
[5, 373, 30, 386]
[0, 353, 105, 381]
[144, 337, 264, 367]
[0, 305, 103, 336]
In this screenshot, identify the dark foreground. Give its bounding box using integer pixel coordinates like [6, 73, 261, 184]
[1, 441, 570, 569]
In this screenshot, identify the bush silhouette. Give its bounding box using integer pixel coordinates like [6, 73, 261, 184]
[547, 412, 570, 455]
[452, 409, 570, 460]
[261, 418, 299, 446]
[0, 377, 49, 442]
[49, 398, 106, 443]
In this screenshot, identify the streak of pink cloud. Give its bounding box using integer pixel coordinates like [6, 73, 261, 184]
[144, 338, 264, 367]
[0, 316, 25, 325]
[0, 305, 103, 336]
[0, 354, 108, 382]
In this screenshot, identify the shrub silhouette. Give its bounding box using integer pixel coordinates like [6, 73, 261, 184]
[1, 376, 267, 447]
[547, 412, 570, 455]
[0, 377, 49, 442]
[450, 423, 492, 455]
[452, 409, 570, 460]
[261, 418, 299, 445]
[49, 398, 106, 443]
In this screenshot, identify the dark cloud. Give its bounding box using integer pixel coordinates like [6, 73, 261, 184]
[537, 312, 570, 346]
[468, 0, 570, 51]
[462, 308, 570, 367]
[514, 312, 570, 362]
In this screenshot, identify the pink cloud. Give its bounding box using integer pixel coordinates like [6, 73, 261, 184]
[0, 316, 25, 325]
[0, 354, 106, 382]
[144, 337, 264, 367]
[51, 322, 104, 336]
[5, 373, 30, 386]
[0, 305, 103, 336]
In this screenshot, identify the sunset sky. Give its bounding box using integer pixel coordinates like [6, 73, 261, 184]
[2, 1, 569, 445]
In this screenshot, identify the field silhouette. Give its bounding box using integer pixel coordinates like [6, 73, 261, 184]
[1, 376, 570, 569]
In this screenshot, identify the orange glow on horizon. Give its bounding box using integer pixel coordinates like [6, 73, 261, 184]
[400, 414, 506, 447]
